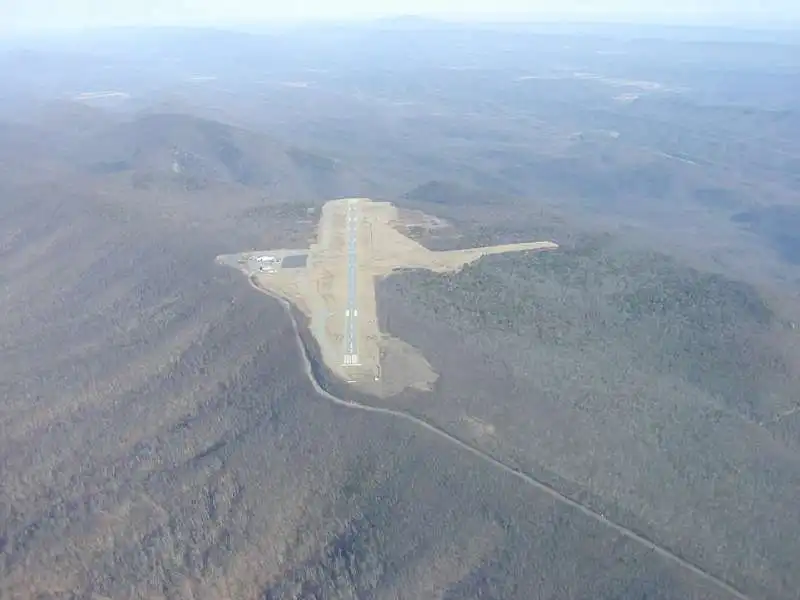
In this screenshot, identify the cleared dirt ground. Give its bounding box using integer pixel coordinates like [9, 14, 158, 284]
[218, 197, 557, 395]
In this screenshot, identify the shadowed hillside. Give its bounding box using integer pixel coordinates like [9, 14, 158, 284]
[79, 113, 364, 194]
[2, 108, 376, 199]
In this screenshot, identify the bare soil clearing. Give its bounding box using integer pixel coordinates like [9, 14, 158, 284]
[218, 197, 558, 395]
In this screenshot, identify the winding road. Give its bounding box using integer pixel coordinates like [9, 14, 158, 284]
[248, 276, 751, 600]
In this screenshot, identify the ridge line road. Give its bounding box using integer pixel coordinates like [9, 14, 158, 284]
[248, 276, 752, 600]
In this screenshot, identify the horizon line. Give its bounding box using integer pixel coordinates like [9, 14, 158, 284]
[3, 14, 799, 37]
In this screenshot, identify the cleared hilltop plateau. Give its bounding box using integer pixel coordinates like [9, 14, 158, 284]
[218, 197, 558, 395]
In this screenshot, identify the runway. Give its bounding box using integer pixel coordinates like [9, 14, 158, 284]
[343, 198, 359, 366]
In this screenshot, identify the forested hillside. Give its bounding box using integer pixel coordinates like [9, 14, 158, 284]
[376, 233, 800, 599]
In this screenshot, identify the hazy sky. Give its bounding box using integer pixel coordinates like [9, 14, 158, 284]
[1, 0, 797, 32]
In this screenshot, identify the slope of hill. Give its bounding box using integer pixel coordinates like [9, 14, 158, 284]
[2, 106, 375, 200]
[79, 113, 350, 192]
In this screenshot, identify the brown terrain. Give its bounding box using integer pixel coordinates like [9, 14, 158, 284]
[218, 197, 558, 395]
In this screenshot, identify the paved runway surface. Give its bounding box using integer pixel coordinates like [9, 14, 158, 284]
[344, 198, 359, 366]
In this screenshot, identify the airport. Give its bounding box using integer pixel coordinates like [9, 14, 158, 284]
[217, 197, 558, 390]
